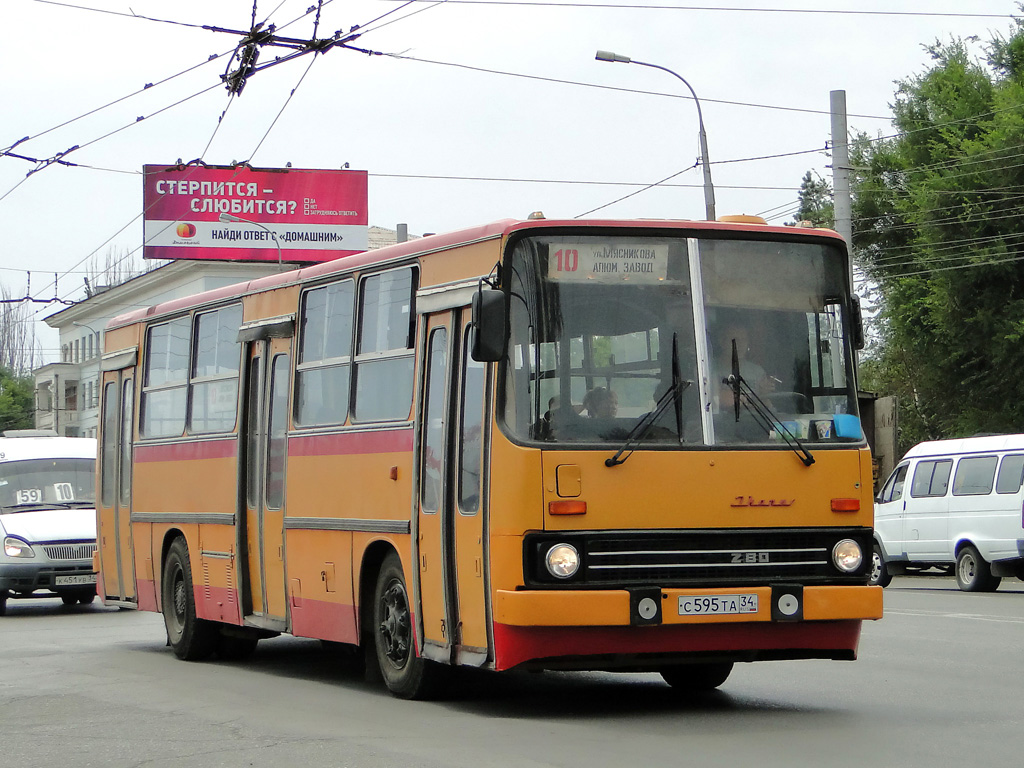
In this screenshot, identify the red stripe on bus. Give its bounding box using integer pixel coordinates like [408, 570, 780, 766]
[288, 429, 414, 457]
[491, 620, 863, 672]
[135, 440, 238, 463]
[290, 596, 359, 644]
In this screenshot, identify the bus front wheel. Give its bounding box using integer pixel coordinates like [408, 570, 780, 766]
[373, 552, 442, 699]
[660, 662, 733, 692]
[870, 544, 893, 588]
[162, 537, 218, 660]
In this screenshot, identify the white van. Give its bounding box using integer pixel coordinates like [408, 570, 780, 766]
[0, 432, 98, 615]
[872, 434, 1024, 591]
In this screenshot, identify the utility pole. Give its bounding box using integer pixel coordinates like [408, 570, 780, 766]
[830, 90, 853, 248]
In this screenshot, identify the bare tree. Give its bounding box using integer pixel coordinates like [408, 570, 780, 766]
[0, 284, 42, 375]
[83, 246, 161, 297]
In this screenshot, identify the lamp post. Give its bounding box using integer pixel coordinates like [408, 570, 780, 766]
[218, 212, 283, 267]
[71, 320, 100, 417]
[71, 321, 100, 360]
[595, 50, 716, 221]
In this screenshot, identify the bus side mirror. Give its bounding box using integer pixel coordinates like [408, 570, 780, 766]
[471, 287, 507, 362]
[851, 295, 865, 351]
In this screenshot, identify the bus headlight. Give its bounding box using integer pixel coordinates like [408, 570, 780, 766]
[832, 539, 862, 572]
[545, 543, 580, 579]
[4, 536, 35, 558]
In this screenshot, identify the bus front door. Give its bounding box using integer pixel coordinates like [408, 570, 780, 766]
[415, 312, 490, 665]
[241, 339, 291, 630]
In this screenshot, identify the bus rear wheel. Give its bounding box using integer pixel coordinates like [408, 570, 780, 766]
[955, 545, 1001, 592]
[162, 537, 217, 660]
[660, 662, 733, 692]
[373, 552, 442, 700]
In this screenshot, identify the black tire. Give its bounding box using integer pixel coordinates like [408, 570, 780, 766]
[78, 592, 96, 605]
[60, 594, 79, 606]
[216, 633, 259, 661]
[0, 589, 8, 617]
[660, 662, 734, 692]
[162, 537, 218, 660]
[955, 545, 1002, 593]
[373, 552, 443, 699]
[870, 544, 893, 588]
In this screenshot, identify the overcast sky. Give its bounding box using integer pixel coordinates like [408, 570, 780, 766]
[3, 0, 1021, 361]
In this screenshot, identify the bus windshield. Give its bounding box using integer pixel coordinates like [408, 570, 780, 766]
[0, 458, 97, 510]
[501, 232, 859, 448]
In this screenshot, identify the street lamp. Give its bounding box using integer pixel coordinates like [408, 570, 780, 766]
[218, 212, 283, 267]
[595, 50, 716, 221]
[71, 321, 100, 360]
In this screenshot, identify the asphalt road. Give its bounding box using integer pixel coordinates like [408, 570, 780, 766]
[1, 575, 1021, 768]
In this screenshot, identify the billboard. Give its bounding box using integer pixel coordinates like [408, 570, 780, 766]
[142, 164, 368, 264]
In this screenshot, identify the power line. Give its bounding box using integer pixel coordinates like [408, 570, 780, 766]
[377, 1, 1015, 19]
[386, 53, 891, 119]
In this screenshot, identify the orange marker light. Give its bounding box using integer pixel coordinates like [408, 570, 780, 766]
[548, 500, 587, 516]
[831, 498, 860, 512]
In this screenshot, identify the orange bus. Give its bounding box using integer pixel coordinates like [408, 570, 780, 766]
[96, 215, 882, 698]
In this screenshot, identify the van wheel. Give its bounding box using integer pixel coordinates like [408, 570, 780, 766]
[870, 544, 892, 587]
[373, 552, 443, 699]
[955, 545, 1001, 592]
[660, 662, 733, 692]
[0, 590, 8, 616]
[162, 537, 218, 660]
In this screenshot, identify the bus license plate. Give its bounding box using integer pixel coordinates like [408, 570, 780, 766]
[55, 574, 97, 586]
[678, 593, 758, 616]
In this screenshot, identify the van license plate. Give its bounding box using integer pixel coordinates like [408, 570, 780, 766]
[55, 574, 97, 586]
[678, 593, 758, 616]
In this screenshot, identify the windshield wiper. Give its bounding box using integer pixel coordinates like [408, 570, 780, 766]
[606, 333, 691, 467]
[0, 501, 81, 512]
[726, 339, 814, 467]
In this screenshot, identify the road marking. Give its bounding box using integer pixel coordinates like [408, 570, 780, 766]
[885, 608, 1024, 624]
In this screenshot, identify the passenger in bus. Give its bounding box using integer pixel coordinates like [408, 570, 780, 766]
[531, 397, 559, 440]
[582, 387, 618, 419]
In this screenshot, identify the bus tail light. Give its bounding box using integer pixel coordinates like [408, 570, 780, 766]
[831, 498, 860, 512]
[549, 500, 587, 515]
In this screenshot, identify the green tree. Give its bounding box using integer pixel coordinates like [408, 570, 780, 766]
[850, 21, 1024, 447]
[0, 368, 34, 432]
[793, 170, 834, 228]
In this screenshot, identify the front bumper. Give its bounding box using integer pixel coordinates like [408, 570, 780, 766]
[491, 584, 882, 671]
[0, 559, 97, 595]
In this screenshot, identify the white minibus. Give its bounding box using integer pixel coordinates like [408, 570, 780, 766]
[872, 434, 1024, 591]
[0, 432, 98, 614]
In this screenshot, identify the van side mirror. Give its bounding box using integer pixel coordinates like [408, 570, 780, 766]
[471, 287, 507, 362]
[851, 295, 865, 351]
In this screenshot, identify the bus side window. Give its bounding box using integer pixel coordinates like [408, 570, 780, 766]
[353, 267, 417, 422]
[910, 459, 952, 498]
[295, 280, 354, 427]
[951, 456, 998, 496]
[140, 316, 190, 438]
[995, 454, 1024, 494]
[879, 463, 908, 503]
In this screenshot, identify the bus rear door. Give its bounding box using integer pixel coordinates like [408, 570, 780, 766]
[98, 361, 136, 604]
[240, 337, 292, 630]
